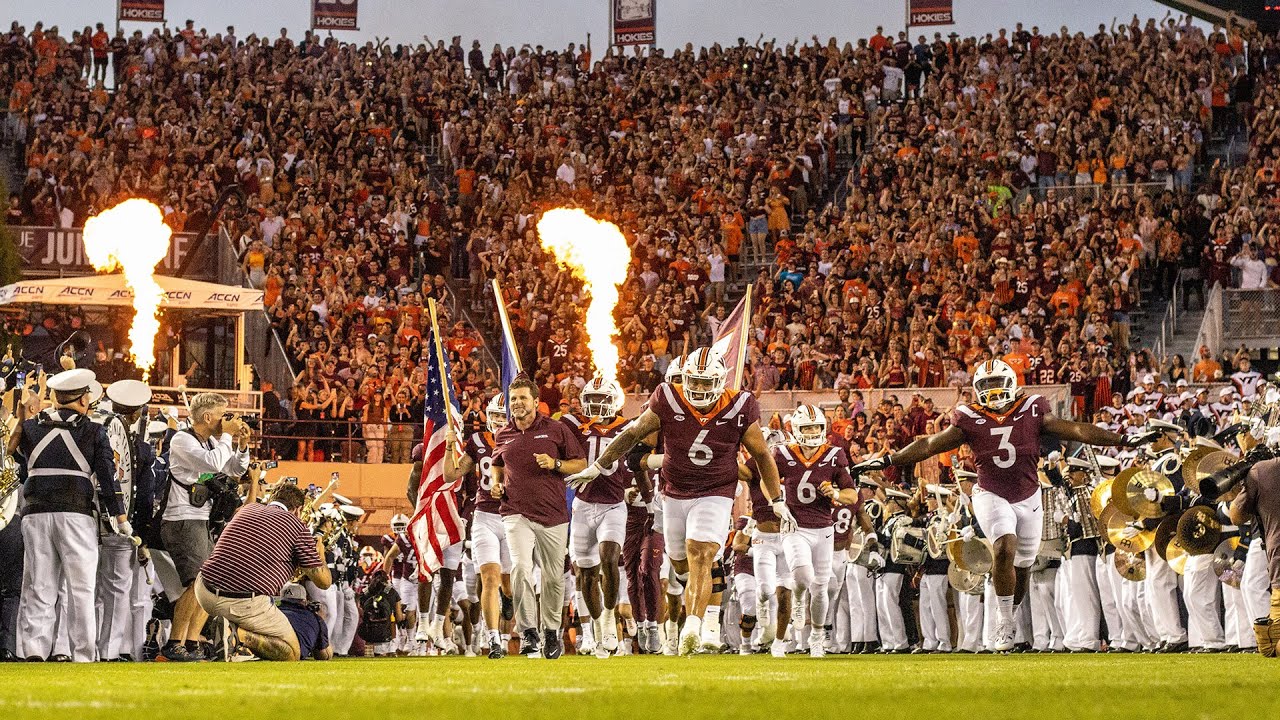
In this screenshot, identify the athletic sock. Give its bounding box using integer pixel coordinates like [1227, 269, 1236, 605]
[703, 605, 722, 637]
[996, 595, 1015, 625]
[487, 629, 500, 644]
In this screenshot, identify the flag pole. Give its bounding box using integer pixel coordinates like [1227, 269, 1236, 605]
[732, 283, 753, 391]
[491, 278, 523, 372]
[426, 298, 459, 469]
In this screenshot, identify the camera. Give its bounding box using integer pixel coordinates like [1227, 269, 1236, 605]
[222, 412, 261, 430]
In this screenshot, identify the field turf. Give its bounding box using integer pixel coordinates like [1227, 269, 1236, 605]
[2, 653, 1278, 719]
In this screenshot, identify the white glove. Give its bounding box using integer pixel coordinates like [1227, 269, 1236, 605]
[1053, 509, 1068, 525]
[116, 519, 135, 539]
[946, 508, 963, 525]
[772, 500, 798, 535]
[743, 517, 757, 538]
[565, 462, 602, 491]
[959, 525, 976, 542]
[865, 551, 885, 571]
[645, 453, 665, 470]
[1266, 426, 1280, 448]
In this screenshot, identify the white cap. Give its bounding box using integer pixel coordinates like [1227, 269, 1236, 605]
[332, 493, 354, 506]
[1175, 379, 1189, 387]
[48, 368, 96, 395]
[954, 469, 978, 481]
[106, 379, 152, 410]
[1066, 457, 1093, 471]
[1142, 374, 1155, 385]
[279, 583, 307, 602]
[1180, 392, 1195, 403]
[146, 420, 169, 438]
[1219, 387, 1234, 397]
[1095, 455, 1122, 469]
[340, 504, 365, 518]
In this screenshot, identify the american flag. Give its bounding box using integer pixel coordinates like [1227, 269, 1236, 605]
[710, 285, 752, 391]
[407, 320, 464, 580]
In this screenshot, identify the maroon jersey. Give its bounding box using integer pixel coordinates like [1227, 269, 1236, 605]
[833, 505, 857, 549]
[380, 532, 416, 579]
[950, 394, 1050, 503]
[560, 414, 632, 505]
[742, 459, 778, 524]
[774, 444, 854, 529]
[648, 383, 762, 500]
[466, 432, 501, 515]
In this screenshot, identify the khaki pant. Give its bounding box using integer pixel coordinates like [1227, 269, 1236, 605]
[194, 575, 298, 660]
[387, 424, 412, 463]
[503, 514, 568, 633]
[1256, 589, 1280, 657]
[364, 423, 387, 464]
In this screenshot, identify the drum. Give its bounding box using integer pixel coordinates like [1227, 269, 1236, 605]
[888, 518, 926, 566]
[925, 514, 952, 559]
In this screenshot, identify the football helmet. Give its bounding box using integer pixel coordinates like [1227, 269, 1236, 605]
[762, 427, 793, 450]
[973, 359, 1018, 412]
[358, 546, 380, 573]
[486, 394, 508, 435]
[665, 354, 686, 385]
[789, 404, 828, 448]
[390, 513, 409, 534]
[682, 348, 728, 410]
[581, 374, 625, 419]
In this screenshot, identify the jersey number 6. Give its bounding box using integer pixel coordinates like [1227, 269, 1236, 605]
[688, 429, 714, 467]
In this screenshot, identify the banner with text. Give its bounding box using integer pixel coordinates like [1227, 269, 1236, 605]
[12, 226, 209, 279]
[118, 0, 166, 22]
[612, 0, 656, 46]
[312, 0, 360, 31]
[908, 0, 954, 27]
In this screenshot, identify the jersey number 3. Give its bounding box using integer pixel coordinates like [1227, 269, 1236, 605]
[990, 426, 1016, 469]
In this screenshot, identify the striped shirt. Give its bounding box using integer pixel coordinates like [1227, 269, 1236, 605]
[200, 502, 322, 596]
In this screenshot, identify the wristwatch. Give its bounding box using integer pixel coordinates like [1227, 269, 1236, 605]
[554, 459, 562, 472]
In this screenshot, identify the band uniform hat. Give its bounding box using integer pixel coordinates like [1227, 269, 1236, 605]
[106, 379, 152, 412]
[48, 368, 96, 398]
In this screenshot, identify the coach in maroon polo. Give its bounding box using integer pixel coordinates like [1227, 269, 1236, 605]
[491, 375, 586, 659]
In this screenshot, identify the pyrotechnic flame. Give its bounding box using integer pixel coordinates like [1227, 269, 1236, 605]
[83, 199, 173, 380]
[536, 209, 632, 383]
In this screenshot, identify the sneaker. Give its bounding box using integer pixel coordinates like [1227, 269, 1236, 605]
[992, 620, 1016, 653]
[48, 654, 72, 663]
[593, 640, 611, 659]
[601, 620, 620, 653]
[488, 636, 507, 660]
[770, 641, 787, 658]
[810, 629, 827, 658]
[156, 645, 195, 663]
[739, 644, 754, 656]
[541, 630, 562, 660]
[519, 629, 541, 657]
[635, 626, 650, 654]
[228, 647, 259, 662]
[756, 597, 775, 647]
[463, 646, 477, 658]
[679, 617, 702, 657]
[646, 626, 662, 655]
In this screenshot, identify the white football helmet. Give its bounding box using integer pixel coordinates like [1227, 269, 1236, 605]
[390, 513, 409, 534]
[682, 348, 728, 410]
[790, 404, 828, 448]
[973, 359, 1018, 412]
[581, 374, 625, 419]
[762, 427, 793, 450]
[486, 394, 508, 435]
[665, 354, 686, 385]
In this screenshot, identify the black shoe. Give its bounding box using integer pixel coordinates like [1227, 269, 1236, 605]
[1159, 641, 1189, 654]
[156, 644, 196, 663]
[24, 655, 44, 662]
[104, 657, 129, 662]
[500, 593, 514, 622]
[48, 654, 72, 662]
[519, 629, 541, 656]
[1012, 642, 1032, 653]
[911, 647, 930, 654]
[1106, 646, 1134, 653]
[1224, 645, 1241, 653]
[541, 630, 562, 660]
[0, 649, 19, 662]
[487, 636, 506, 660]
[1068, 648, 1098, 654]
[849, 642, 864, 654]
[862, 641, 881, 654]
[1191, 646, 1225, 654]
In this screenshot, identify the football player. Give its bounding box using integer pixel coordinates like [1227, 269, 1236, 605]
[776, 405, 860, 658]
[567, 349, 794, 656]
[561, 375, 650, 658]
[379, 514, 419, 654]
[739, 428, 794, 653]
[851, 359, 1159, 652]
[443, 394, 514, 659]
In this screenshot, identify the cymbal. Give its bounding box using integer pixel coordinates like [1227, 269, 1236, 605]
[1090, 478, 1114, 518]
[1166, 537, 1190, 575]
[1123, 470, 1175, 519]
[947, 563, 985, 595]
[1176, 505, 1223, 555]
[1114, 550, 1147, 582]
[1106, 512, 1156, 554]
[1108, 468, 1142, 517]
[1192, 450, 1239, 488]
[949, 536, 994, 575]
[1153, 515, 1180, 561]
[1212, 538, 1245, 588]
[1180, 447, 1217, 488]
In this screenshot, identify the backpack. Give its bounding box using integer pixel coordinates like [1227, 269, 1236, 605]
[359, 592, 396, 644]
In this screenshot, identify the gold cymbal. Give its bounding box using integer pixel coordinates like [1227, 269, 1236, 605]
[1108, 467, 1142, 517]
[1114, 550, 1147, 582]
[1179, 447, 1216, 489]
[1193, 451, 1239, 487]
[947, 563, 985, 595]
[1166, 537, 1190, 575]
[1090, 478, 1114, 518]
[949, 536, 994, 575]
[1153, 515, 1180, 561]
[1176, 505, 1223, 555]
[1105, 512, 1155, 554]
[1123, 470, 1176, 519]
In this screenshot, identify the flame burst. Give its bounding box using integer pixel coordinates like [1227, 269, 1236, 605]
[83, 199, 173, 380]
[536, 209, 632, 383]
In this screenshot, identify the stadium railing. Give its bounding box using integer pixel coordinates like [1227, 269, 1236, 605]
[1029, 179, 1175, 203]
[1223, 287, 1280, 345]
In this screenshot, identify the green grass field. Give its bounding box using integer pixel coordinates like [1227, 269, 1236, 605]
[2, 654, 1278, 719]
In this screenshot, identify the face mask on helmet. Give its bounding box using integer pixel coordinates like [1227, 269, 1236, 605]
[683, 372, 725, 409]
[486, 396, 508, 434]
[793, 420, 826, 447]
[974, 371, 1017, 411]
[581, 384, 623, 418]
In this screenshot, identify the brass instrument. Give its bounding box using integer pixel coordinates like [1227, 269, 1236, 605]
[0, 419, 20, 532]
[300, 472, 341, 529]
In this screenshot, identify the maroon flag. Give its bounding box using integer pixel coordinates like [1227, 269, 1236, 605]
[118, 0, 165, 22]
[611, 0, 656, 47]
[312, 0, 360, 31]
[908, 0, 954, 27]
[710, 285, 752, 392]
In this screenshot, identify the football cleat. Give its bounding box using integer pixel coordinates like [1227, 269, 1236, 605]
[646, 626, 662, 655]
[679, 617, 703, 657]
[770, 641, 787, 658]
[809, 629, 827, 658]
[992, 620, 1017, 653]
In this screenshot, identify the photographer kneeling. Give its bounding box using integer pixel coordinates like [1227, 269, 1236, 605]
[195, 483, 330, 661]
[1230, 451, 1280, 657]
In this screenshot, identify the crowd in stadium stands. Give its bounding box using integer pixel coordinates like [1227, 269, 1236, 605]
[1, 16, 1278, 464]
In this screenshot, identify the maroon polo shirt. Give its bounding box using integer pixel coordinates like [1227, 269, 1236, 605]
[493, 412, 584, 527]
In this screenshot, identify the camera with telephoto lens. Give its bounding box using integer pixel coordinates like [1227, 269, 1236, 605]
[222, 412, 260, 430]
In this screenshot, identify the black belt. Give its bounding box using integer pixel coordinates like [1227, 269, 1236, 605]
[201, 577, 258, 600]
